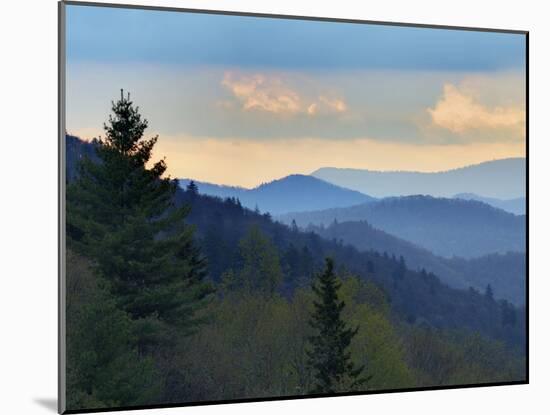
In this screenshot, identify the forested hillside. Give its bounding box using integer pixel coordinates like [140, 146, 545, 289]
[279, 196, 526, 258]
[306, 220, 525, 305]
[173, 189, 526, 348]
[445, 253, 526, 307]
[64, 95, 526, 411]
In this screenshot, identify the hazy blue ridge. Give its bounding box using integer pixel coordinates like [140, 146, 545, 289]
[178, 175, 376, 215]
[278, 195, 526, 258]
[454, 192, 525, 215]
[312, 158, 526, 199]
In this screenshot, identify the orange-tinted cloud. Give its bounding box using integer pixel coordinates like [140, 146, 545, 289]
[428, 83, 525, 135]
[221, 72, 348, 117]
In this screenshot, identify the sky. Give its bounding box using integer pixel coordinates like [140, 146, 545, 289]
[65, 4, 527, 188]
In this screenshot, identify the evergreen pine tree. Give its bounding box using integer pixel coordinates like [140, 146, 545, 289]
[67, 90, 213, 329]
[186, 180, 199, 195]
[306, 257, 367, 394]
[485, 284, 494, 301]
[66, 251, 160, 409]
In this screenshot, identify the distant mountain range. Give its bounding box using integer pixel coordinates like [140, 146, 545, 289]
[454, 193, 525, 215]
[312, 158, 526, 199]
[278, 195, 526, 258]
[67, 134, 525, 280]
[308, 220, 525, 305]
[179, 175, 376, 215]
[66, 134, 527, 326]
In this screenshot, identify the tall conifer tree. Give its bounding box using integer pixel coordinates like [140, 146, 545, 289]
[306, 258, 367, 393]
[67, 90, 212, 329]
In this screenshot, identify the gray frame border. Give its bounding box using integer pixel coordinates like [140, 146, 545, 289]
[58, 2, 67, 414]
[61, 0, 528, 34]
[58, 1, 529, 414]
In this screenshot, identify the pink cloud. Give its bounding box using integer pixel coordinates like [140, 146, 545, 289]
[428, 83, 525, 135]
[221, 72, 348, 117]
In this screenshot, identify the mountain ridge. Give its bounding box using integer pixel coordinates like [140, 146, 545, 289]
[312, 157, 524, 175]
[179, 174, 376, 215]
[279, 195, 526, 258]
[312, 158, 526, 199]
[454, 193, 525, 215]
[307, 219, 525, 305]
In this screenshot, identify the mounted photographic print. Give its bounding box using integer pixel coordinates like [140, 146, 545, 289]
[58, 1, 528, 413]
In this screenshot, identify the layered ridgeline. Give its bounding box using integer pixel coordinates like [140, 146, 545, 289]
[178, 175, 376, 215]
[312, 158, 526, 200]
[305, 220, 525, 306]
[454, 193, 525, 215]
[278, 196, 526, 258]
[67, 134, 525, 353]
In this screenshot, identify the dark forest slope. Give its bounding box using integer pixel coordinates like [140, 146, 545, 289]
[306, 220, 525, 305]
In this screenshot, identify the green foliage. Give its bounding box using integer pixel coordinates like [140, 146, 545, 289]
[66, 251, 160, 410]
[224, 225, 283, 296]
[66, 90, 213, 329]
[401, 325, 525, 387]
[306, 258, 367, 394]
[167, 262, 523, 403]
[338, 277, 415, 389]
[172, 291, 306, 401]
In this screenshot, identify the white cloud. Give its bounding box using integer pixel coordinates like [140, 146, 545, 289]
[428, 83, 525, 135]
[221, 72, 348, 117]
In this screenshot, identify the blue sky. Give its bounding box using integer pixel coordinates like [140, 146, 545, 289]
[65, 4, 526, 187]
[67, 5, 525, 70]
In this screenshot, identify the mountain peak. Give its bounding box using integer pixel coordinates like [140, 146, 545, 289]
[179, 174, 375, 215]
